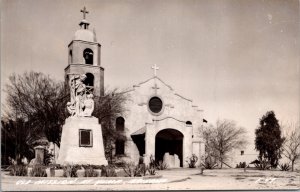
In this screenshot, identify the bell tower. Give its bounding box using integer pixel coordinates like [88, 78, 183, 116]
[65, 7, 104, 96]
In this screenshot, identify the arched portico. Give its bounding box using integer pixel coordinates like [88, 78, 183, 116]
[142, 117, 193, 168]
[155, 128, 184, 167]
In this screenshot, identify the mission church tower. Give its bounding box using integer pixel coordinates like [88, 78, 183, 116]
[65, 7, 104, 96]
[59, 7, 206, 168]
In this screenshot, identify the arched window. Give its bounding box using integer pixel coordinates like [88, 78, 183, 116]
[115, 139, 125, 155]
[186, 121, 192, 126]
[83, 73, 94, 87]
[83, 48, 93, 64]
[116, 117, 125, 131]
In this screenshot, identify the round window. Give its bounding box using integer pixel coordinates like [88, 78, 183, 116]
[149, 97, 163, 113]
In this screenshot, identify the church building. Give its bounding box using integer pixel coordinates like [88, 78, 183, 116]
[63, 7, 206, 168]
[117, 72, 206, 168]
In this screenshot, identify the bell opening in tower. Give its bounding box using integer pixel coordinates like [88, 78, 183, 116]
[83, 48, 93, 64]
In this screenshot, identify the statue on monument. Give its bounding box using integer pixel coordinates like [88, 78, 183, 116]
[67, 73, 94, 117]
[82, 93, 94, 116]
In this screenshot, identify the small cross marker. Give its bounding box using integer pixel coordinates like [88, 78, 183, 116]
[151, 64, 159, 77]
[152, 83, 160, 94]
[81, 6, 89, 19]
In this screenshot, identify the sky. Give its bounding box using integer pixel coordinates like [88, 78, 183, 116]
[1, 0, 299, 153]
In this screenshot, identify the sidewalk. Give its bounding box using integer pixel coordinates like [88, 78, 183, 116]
[2, 168, 299, 191]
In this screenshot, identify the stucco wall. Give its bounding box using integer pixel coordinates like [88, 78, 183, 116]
[120, 77, 205, 167]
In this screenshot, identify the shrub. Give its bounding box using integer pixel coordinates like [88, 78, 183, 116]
[9, 165, 28, 176]
[90, 165, 103, 169]
[114, 161, 126, 168]
[149, 155, 156, 168]
[137, 156, 147, 176]
[147, 155, 156, 175]
[139, 163, 147, 176]
[186, 154, 198, 168]
[100, 165, 117, 177]
[236, 162, 247, 168]
[29, 165, 47, 177]
[201, 161, 218, 169]
[254, 158, 271, 170]
[156, 161, 168, 170]
[82, 164, 101, 169]
[83, 166, 99, 177]
[123, 162, 146, 177]
[138, 156, 144, 164]
[49, 163, 63, 169]
[201, 155, 218, 169]
[279, 163, 290, 171]
[147, 165, 156, 175]
[63, 164, 80, 177]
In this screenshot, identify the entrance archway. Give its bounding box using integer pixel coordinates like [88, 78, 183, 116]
[155, 129, 183, 167]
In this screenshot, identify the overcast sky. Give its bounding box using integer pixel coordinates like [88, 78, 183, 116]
[1, 0, 299, 152]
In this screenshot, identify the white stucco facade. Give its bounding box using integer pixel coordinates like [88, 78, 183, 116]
[117, 76, 206, 168]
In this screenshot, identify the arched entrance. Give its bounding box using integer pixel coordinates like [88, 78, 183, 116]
[155, 129, 183, 167]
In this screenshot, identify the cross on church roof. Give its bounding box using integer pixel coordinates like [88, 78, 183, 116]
[81, 6, 89, 19]
[151, 64, 159, 77]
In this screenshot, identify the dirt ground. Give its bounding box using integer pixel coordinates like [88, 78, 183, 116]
[1, 168, 299, 191]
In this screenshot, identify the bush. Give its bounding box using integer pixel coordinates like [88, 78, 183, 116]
[147, 155, 156, 175]
[279, 163, 290, 171]
[137, 156, 147, 176]
[100, 165, 117, 177]
[254, 158, 271, 170]
[123, 162, 143, 177]
[82, 164, 102, 170]
[83, 166, 99, 177]
[147, 165, 156, 175]
[63, 164, 80, 177]
[186, 154, 198, 168]
[236, 162, 247, 168]
[114, 161, 126, 168]
[49, 163, 63, 169]
[139, 163, 147, 176]
[201, 161, 218, 169]
[149, 155, 156, 168]
[156, 161, 168, 170]
[138, 156, 144, 164]
[9, 165, 28, 176]
[201, 155, 218, 169]
[29, 165, 47, 177]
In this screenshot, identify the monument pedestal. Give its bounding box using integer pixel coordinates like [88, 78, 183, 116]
[57, 117, 107, 165]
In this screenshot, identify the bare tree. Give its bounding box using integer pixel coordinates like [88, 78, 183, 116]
[4, 71, 67, 146]
[93, 88, 129, 163]
[3, 71, 129, 165]
[202, 126, 219, 168]
[282, 123, 300, 171]
[204, 119, 248, 168]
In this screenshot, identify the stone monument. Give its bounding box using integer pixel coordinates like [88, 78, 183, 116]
[57, 74, 107, 165]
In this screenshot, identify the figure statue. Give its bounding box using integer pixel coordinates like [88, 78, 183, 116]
[82, 94, 95, 116]
[66, 73, 94, 117]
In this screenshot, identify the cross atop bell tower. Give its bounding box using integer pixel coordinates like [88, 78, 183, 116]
[65, 7, 104, 96]
[81, 6, 89, 19]
[79, 6, 90, 29]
